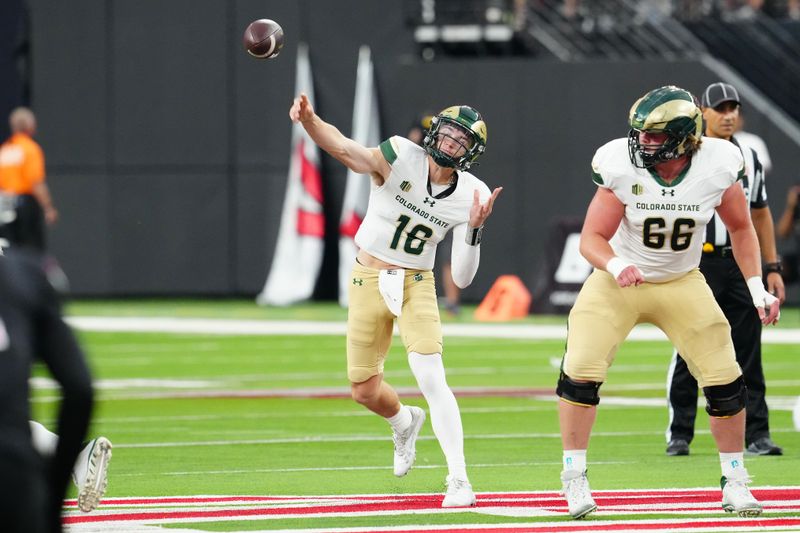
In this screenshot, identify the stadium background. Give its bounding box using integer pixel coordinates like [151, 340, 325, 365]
[2, 0, 800, 304]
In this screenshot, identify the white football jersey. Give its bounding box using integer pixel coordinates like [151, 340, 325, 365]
[591, 137, 744, 282]
[354, 136, 491, 270]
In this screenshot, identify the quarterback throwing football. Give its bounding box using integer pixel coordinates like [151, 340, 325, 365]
[289, 94, 501, 507]
[555, 86, 779, 519]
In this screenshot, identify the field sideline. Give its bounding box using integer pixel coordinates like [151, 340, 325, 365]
[36, 302, 800, 532]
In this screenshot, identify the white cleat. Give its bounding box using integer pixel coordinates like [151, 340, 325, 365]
[74, 437, 113, 512]
[393, 406, 425, 477]
[561, 469, 597, 519]
[442, 475, 476, 507]
[722, 471, 763, 517]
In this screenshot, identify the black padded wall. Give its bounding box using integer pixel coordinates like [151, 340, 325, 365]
[23, 0, 800, 298]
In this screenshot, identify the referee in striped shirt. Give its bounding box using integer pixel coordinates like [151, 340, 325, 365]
[665, 82, 786, 457]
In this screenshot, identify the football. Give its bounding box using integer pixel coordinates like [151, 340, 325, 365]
[243, 19, 284, 59]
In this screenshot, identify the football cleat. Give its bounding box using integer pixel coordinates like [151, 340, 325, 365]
[561, 469, 597, 519]
[666, 438, 690, 456]
[74, 437, 113, 513]
[393, 406, 425, 477]
[745, 437, 783, 456]
[442, 475, 476, 507]
[721, 471, 762, 517]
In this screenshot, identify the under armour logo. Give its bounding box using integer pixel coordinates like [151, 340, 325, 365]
[423, 197, 436, 206]
[352, 278, 363, 286]
[414, 273, 423, 282]
[661, 189, 675, 197]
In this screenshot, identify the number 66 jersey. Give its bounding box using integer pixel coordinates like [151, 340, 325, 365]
[591, 136, 745, 283]
[354, 135, 491, 270]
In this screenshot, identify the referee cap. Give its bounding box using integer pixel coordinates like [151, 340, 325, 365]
[700, 82, 740, 108]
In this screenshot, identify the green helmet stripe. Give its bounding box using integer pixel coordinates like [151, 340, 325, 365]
[627, 85, 703, 169]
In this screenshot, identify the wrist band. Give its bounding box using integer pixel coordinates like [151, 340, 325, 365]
[764, 261, 783, 275]
[466, 226, 483, 246]
[465, 225, 483, 246]
[606, 256, 631, 279]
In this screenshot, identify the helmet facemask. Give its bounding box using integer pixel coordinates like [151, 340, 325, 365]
[627, 129, 690, 169]
[423, 106, 487, 171]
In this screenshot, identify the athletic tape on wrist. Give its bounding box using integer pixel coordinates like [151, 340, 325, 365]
[606, 257, 631, 279]
[746, 276, 777, 307]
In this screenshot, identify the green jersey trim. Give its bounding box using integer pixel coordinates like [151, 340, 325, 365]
[647, 159, 692, 187]
[380, 139, 398, 164]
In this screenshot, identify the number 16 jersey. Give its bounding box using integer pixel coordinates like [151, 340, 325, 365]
[354, 135, 491, 270]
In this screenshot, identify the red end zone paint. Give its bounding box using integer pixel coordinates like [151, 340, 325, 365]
[63, 488, 800, 527]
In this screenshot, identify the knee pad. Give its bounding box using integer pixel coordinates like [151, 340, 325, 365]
[556, 371, 602, 406]
[703, 375, 747, 417]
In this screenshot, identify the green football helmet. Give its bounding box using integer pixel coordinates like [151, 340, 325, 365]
[627, 86, 703, 168]
[423, 105, 487, 170]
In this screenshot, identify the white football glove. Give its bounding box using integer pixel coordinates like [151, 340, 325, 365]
[746, 276, 779, 317]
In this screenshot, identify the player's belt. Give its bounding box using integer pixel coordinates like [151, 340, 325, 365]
[702, 244, 734, 258]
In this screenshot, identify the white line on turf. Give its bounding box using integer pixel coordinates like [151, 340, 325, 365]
[65, 316, 800, 343]
[111, 460, 632, 477]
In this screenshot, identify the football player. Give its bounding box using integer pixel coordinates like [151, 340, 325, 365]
[289, 93, 502, 507]
[556, 86, 779, 519]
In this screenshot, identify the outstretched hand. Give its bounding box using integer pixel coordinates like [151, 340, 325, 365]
[469, 187, 503, 228]
[289, 93, 315, 123]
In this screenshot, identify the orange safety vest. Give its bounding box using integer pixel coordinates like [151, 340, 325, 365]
[0, 133, 46, 195]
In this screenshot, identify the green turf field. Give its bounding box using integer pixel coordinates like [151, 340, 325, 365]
[34, 301, 800, 532]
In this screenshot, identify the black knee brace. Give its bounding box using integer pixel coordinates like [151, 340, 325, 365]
[703, 376, 747, 417]
[556, 371, 602, 406]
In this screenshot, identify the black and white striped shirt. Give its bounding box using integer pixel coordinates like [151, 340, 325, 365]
[703, 136, 767, 248]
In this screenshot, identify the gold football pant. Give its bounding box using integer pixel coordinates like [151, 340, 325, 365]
[564, 269, 741, 387]
[346, 262, 442, 383]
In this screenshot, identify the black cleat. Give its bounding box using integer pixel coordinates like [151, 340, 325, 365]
[666, 439, 690, 456]
[746, 437, 783, 456]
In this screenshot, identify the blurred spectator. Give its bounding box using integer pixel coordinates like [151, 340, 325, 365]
[0, 107, 58, 253]
[408, 114, 462, 316]
[720, 0, 764, 20]
[789, 0, 800, 19]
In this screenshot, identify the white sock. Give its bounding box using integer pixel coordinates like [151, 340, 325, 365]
[563, 449, 587, 473]
[29, 420, 59, 456]
[386, 405, 412, 433]
[408, 351, 467, 480]
[720, 452, 746, 478]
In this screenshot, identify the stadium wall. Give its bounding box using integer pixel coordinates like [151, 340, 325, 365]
[22, 0, 800, 301]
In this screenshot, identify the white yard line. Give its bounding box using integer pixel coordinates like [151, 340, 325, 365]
[111, 460, 632, 477]
[65, 316, 800, 343]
